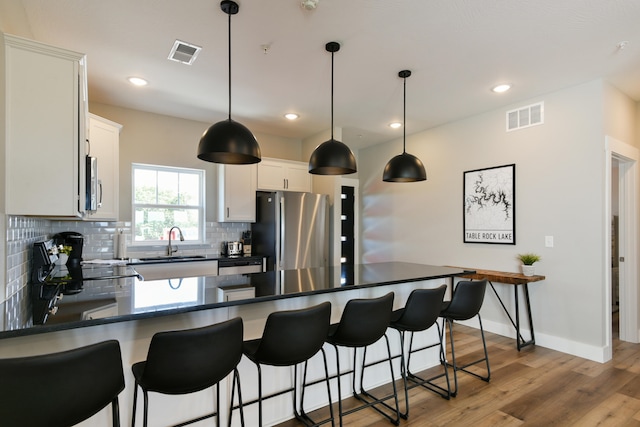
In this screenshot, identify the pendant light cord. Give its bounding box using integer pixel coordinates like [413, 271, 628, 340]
[402, 75, 407, 154]
[330, 49, 334, 139]
[227, 10, 232, 120]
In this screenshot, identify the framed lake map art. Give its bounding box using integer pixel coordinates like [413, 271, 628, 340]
[463, 164, 515, 244]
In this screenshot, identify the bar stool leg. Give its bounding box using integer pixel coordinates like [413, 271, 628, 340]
[331, 344, 344, 427]
[228, 368, 245, 427]
[112, 397, 121, 427]
[257, 364, 264, 427]
[143, 389, 150, 427]
[403, 322, 451, 401]
[446, 318, 459, 397]
[357, 335, 400, 425]
[131, 382, 139, 427]
[321, 348, 335, 426]
[297, 350, 335, 426]
[398, 330, 410, 419]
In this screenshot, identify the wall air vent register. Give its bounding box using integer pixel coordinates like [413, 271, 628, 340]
[506, 102, 544, 132]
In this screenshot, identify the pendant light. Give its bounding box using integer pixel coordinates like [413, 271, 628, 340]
[197, 0, 261, 165]
[382, 70, 426, 182]
[309, 42, 357, 175]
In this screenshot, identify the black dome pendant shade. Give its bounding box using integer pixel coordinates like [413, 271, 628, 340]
[383, 70, 426, 182]
[309, 42, 357, 175]
[197, 0, 261, 165]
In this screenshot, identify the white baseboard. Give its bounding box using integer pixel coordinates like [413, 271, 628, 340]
[458, 318, 610, 363]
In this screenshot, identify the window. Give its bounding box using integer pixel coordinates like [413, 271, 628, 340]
[340, 185, 355, 285]
[132, 163, 205, 244]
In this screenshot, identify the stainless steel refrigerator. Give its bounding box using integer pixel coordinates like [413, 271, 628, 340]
[252, 191, 329, 271]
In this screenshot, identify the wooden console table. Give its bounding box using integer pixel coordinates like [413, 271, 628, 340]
[453, 268, 545, 351]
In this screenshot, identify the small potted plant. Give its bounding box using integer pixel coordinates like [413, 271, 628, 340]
[517, 253, 541, 276]
[50, 244, 73, 266]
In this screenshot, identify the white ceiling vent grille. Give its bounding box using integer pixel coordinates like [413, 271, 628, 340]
[168, 40, 202, 65]
[506, 102, 544, 132]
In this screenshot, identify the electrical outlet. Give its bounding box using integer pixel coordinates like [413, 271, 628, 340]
[545, 236, 554, 248]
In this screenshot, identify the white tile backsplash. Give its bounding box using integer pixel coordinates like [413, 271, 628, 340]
[3, 216, 251, 324]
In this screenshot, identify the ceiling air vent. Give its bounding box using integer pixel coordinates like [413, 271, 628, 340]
[506, 102, 544, 132]
[168, 40, 202, 65]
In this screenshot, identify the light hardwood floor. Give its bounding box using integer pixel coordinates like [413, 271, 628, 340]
[276, 312, 640, 426]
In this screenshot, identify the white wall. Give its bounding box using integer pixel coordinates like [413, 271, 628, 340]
[358, 79, 637, 362]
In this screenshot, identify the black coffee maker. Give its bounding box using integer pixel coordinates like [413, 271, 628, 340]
[53, 231, 84, 267]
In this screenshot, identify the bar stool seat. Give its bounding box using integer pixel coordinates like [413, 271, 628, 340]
[322, 292, 399, 426]
[131, 317, 245, 427]
[0, 340, 125, 427]
[440, 279, 490, 396]
[241, 301, 333, 427]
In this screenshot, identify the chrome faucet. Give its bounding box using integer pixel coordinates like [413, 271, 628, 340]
[167, 226, 184, 256]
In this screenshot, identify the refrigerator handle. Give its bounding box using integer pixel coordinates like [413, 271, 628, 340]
[279, 195, 285, 269]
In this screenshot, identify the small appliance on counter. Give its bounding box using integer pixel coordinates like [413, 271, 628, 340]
[241, 231, 252, 256]
[30, 239, 142, 325]
[53, 231, 84, 267]
[222, 241, 243, 257]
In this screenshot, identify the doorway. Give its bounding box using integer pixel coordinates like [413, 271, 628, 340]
[611, 160, 619, 339]
[606, 136, 639, 353]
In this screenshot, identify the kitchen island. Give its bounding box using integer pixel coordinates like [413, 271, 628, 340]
[0, 262, 471, 426]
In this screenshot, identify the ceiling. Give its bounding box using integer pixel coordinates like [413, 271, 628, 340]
[2, 0, 640, 149]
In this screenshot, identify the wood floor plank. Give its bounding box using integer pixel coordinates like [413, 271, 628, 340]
[570, 393, 640, 427]
[475, 410, 525, 427]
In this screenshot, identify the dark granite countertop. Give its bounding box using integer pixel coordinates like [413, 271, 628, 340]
[1, 262, 473, 339]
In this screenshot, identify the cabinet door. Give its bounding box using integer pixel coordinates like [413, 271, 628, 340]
[257, 159, 285, 190]
[218, 164, 257, 222]
[87, 114, 121, 220]
[257, 158, 311, 192]
[285, 162, 311, 192]
[4, 35, 87, 216]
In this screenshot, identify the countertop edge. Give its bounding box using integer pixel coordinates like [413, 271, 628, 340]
[3, 264, 471, 339]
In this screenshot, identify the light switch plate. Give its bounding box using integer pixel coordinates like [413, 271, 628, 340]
[545, 236, 554, 247]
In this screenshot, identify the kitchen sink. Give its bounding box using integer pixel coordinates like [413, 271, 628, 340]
[135, 255, 207, 263]
[131, 256, 217, 280]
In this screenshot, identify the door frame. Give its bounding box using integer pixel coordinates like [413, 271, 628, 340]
[605, 136, 639, 352]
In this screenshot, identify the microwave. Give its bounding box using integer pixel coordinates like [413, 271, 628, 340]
[85, 155, 99, 213]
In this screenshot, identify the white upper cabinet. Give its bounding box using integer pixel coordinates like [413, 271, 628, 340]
[86, 114, 122, 221]
[3, 33, 88, 217]
[257, 158, 311, 192]
[218, 164, 257, 222]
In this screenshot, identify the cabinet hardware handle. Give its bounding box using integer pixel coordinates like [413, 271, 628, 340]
[98, 179, 103, 208]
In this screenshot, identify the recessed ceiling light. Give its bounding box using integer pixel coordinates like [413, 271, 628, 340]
[492, 84, 511, 93]
[284, 113, 299, 120]
[128, 77, 148, 86]
[389, 122, 402, 129]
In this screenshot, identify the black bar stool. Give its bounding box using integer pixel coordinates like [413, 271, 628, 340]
[387, 285, 450, 418]
[131, 317, 245, 427]
[241, 301, 334, 427]
[440, 279, 490, 396]
[322, 292, 399, 426]
[0, 340, 125, 426]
